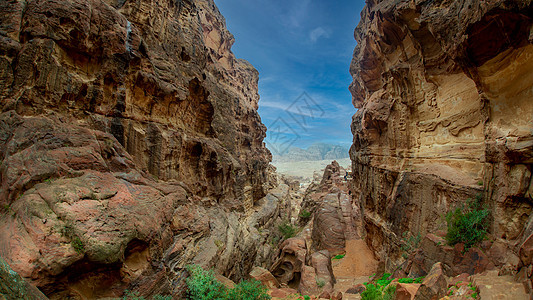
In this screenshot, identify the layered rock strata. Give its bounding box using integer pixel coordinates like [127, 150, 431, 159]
[350, 0, 533, 276]
[0, 0, 279, 298]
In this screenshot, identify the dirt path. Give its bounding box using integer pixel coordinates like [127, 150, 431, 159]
[332, 239, 379, 300]
[333, 239, 378, 278]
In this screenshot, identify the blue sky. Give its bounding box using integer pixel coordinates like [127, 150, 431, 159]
[214, 0, 365, 154]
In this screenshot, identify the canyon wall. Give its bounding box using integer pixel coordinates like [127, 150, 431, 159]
[350, 0, 533, 274]
[0, 0, 281, 298]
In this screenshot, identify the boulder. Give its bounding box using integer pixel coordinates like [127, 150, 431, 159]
[270, 288, 297, 298]
[311, 250, 335, 292]
[394, 283, 420, 300]
[270, 238, 307, 286]
[415, 262, 448, 300]
[345, 284, 365, 294]
[250, 267, 279, 289]
[298, 265, 319, 296]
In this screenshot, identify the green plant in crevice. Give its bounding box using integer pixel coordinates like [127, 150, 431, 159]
[299, 209, 311, 219]
[71, 236, 85, 253]
[269, 235, 280, 247]
[445, 194, 489, 250]
[398, 276, 424, 284]
[398, 278, 413, 284]
[400, 231, 421, 259]
[61, 222, 85, 254]
[277, 220, 298, 240]
[316, 277, 326, 288]
[332, 254, 345, 260]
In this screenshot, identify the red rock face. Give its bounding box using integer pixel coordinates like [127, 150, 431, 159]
[0, 0, 281, 298]
[350, 0, 533, 274]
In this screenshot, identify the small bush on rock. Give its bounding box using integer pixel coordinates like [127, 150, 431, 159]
[445, 195, 489, 250]
[299, 209, 311, 219]
[278, 221, 298, 240]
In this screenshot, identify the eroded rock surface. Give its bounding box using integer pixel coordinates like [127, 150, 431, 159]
[350, 0, 533, 278]
[0, 0, 280, 298]
[299, 161, 360, 253]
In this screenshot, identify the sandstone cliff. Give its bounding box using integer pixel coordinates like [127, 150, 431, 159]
[350, 0, 532, 278]
[0, 0, 282, 298]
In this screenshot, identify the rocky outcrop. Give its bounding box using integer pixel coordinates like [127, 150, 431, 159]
[0, 0, 278, 297]
[0, 109, 290, 298]
[350, 0, 533, 276]
[299, 161, 360, 253]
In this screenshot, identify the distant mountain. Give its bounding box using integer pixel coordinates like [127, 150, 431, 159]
[272, 143, 350, 162]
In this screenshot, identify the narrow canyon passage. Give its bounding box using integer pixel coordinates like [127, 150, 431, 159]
[0, 0, 532, 299]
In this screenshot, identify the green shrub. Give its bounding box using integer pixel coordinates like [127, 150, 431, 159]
[227, 279, 270, 300]
[185, 265, 227, 300]
[361, 283, 381, 300]
[400, 232, 421, 258]
[71, 237, 85, 253]
[383, 285, 396, 300]
[362, 273, 395, 300]
[122, 291, 171, 300]
[152, 296, 172, 300]
[278, 221, 298, 240]
[398, 278, 413, 284]
[376, 273, 392, 287]
[332, 254, 345, 260]
[398, 276, 424, 284]
[299, 209, 311, 219]
[445, 195, 489, 250]
[414, 276, 424, 284]
[316, 278, 326, 288]
[185, 265, 271, 300]
[122, 290, 143, 300]
[303, 296, 310, 300]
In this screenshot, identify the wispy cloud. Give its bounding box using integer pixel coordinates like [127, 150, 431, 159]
[283, 0, 311, 28]
[309, 27, 330, 43]
[215, 0, 364, 148]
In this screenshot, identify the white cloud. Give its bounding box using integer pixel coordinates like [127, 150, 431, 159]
[285, 0, 311, 28]
[309, 27, 330, 43]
